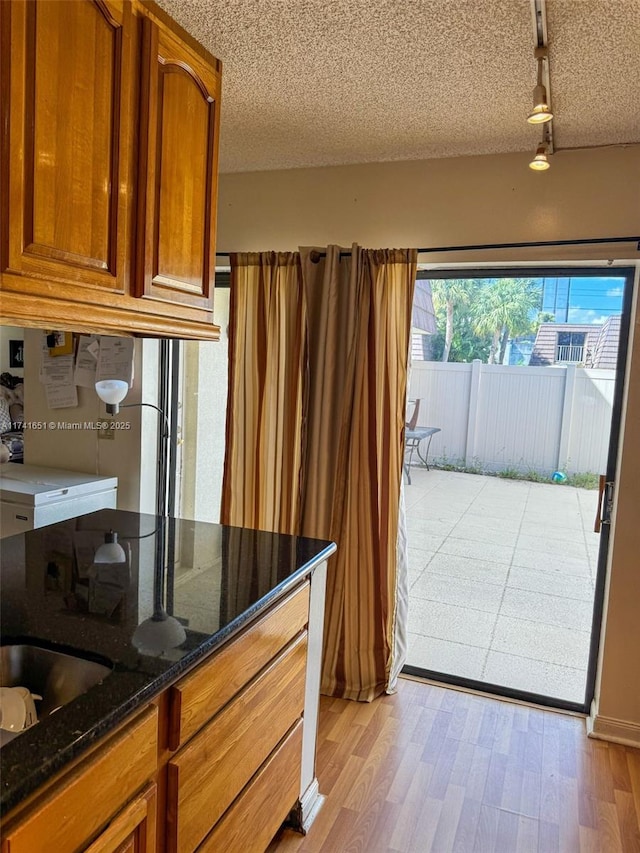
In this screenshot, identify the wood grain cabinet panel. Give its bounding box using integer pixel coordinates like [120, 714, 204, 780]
[84, 783, 157, 853]
[166, 633, 307, 853]
[0, 705, 158, 853]
[3, 0, 135, 292]
[136, 15, 221, 312]
[197, 720, 304, 853]
[1, 0, 223, 338]
[168, 582, 310, 750]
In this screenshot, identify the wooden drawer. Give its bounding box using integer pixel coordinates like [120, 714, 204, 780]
[167, 581, 309, 750]
[197, 719, 304, 853]
[166, 633, 307, 853]
[84, 783, 156, 853]
[1, 705, 158, 853]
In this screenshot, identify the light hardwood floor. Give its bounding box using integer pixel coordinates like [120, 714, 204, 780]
[269, 677, 640, 852]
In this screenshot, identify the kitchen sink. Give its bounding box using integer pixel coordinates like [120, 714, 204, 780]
[0, 643, 112, 745]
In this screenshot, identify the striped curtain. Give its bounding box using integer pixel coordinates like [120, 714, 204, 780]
[221, 246, 416, 701]
[220, 252, 305, 534]
[300, 246, 416, 700]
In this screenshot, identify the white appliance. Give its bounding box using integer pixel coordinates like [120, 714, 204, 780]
[0, 464, 118, 539]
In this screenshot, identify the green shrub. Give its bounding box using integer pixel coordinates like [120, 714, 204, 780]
[564, 471, 599, 490]
[497, 468, 520, 479]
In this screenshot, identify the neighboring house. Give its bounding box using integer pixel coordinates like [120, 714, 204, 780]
[591, 315, 622, 369]
[530, 317, 621, 367]
[410, 279, 436, 361]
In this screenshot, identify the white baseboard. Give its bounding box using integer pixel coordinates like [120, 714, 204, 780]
[288, 778, 325, 835]
[299, 778, 325, 834]
[586, 712, 640, 747]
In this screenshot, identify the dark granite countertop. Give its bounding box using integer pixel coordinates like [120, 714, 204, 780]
[0, 508, 335, 817]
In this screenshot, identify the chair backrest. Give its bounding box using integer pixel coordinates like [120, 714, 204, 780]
[406, 398, 420, 431]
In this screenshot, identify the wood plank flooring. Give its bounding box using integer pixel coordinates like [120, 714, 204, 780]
[269, 677, 640, 852]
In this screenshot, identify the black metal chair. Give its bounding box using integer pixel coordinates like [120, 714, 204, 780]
[404, 399, 441, 484]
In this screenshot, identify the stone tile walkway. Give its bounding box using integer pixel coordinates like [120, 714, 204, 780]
[404, 468, 600, 704]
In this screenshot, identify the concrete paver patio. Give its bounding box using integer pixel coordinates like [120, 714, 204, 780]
[404, 468, 601, 704]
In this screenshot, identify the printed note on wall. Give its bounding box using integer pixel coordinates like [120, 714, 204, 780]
[74, 335, 100, 388]
[96, 337, 134, 387]
[39, 333, 78, 408]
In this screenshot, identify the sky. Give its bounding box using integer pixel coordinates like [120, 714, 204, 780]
[540, 276, 625, 325]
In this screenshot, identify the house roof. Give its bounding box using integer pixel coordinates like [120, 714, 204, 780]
[530, 320, 621, 368]
[156, 0, 640, 173]
[412, 280, 437, 335]
[592, 315, 621, 369]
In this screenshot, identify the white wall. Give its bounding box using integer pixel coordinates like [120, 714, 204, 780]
[22, 330, 158, 514]
[218, 146, 640, 259]
[178, 288, 230, 524]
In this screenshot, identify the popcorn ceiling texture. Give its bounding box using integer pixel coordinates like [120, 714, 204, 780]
[156, 0, 640, 173]
[547, 0, 640, 150]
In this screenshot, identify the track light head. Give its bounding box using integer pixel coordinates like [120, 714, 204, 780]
[527, 47, 553, 124]
[527, 83, 553, 124]
[529, 142, 550, 171]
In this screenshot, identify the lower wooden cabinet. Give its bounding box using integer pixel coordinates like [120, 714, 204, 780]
[84, 784, 157, 853]
[0, 706, 158, 853]
[167, 583, 310, 751]
[198, 720, 303, 853]
[0, 580, 320, 853]
[166, 632, 307, 852]
[162, 583, 314, 852]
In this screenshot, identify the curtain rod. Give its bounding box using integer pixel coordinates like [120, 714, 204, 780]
[215, 235, 640, 259]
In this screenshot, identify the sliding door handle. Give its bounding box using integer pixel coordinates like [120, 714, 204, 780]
[594, 475, 614, 533]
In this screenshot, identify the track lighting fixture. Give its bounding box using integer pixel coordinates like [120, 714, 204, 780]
[529, 120, 552, 171]
[527, 46, 553, 124]
[529, 142, 550, 171]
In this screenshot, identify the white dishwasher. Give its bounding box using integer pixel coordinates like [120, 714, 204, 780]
[0, 464, 118, 538]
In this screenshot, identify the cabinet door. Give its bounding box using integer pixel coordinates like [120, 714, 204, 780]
[136, 16, 221, 311]
[2, 0, 135, 293]
[84, 784, 157, 853]
[166, 633, 307, 852]
[197, 721, 303, 853]
[0, 706, 158, 853]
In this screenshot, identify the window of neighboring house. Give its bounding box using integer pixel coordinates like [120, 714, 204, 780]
[556, 331, 586, 363]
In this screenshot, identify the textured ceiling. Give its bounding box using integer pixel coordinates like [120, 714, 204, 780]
[156, 0, 640, 173]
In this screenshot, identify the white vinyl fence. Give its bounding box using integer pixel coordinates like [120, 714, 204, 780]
[409, 361, 615, 476]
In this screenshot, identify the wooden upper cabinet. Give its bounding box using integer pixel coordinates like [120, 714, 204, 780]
[4, 0, 135, 292]
[1, 0, 222, 338]
[136, 16, 221, 311]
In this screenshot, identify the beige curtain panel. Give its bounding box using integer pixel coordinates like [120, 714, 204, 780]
[221, 252, 305, 534]
[221, 246, 417, 702]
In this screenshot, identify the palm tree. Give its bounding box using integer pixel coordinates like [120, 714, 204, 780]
[473, 279, 541, 364]
[431, 279, 476, 362]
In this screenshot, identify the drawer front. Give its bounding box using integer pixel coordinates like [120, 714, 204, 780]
[197, 719, 303, 853]
[2, 706, 158, 853]
[83, 783, 157, 853]
[168, 581, 309, 749]
[167, 633, 307, 853]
